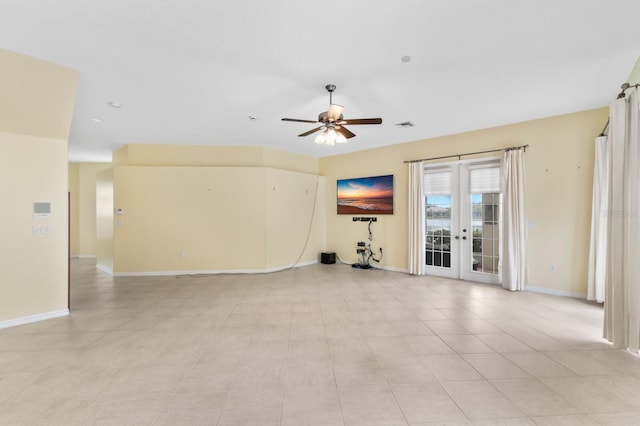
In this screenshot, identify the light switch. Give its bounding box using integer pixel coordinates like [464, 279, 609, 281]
[33, 225, 52, 235]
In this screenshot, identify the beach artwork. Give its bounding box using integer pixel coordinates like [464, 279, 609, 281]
[337, 174, 394, 215]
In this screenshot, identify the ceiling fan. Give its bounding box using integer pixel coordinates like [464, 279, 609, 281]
[282, 84, 382, 145]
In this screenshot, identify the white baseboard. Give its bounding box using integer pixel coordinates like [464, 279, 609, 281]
[75, 255, 97, 259]
[326, 260, 408, 274]
[96, 263, 114, 275]
[525, 285, 586, 299]
[265, 259, 318, 273]
[378, 265, 409, 273]
[0, 309, 69, 329]
[113, 259, 319, 277]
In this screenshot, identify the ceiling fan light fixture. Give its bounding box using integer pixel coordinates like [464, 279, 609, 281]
[326, 129, 337, 146]
[282, 84, 383, 145]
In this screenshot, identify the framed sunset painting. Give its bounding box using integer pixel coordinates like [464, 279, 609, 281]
[336, 174, 394, 215]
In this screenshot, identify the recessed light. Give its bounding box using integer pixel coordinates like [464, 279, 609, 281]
[401, 55, 412, 63]
[91, 117, 104, 123]
[108, 101, 122, 108]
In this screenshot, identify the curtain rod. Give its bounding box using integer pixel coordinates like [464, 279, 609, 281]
[599, 118, 609, 137]
[617, 82, 639, 99]
[599, 82, 639, 137]
[403, 144, 529, 164]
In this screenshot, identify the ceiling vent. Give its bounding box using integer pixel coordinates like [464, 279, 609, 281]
[396, 121, 415, 127]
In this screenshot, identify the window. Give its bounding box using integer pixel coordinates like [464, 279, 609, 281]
[469, 164, 501, 273]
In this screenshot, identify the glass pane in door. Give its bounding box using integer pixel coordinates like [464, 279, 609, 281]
[425, 195, 452, 268]
[470, 193, 501, 274]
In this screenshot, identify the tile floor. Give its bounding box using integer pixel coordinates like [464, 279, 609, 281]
[1, 259, 640, 425]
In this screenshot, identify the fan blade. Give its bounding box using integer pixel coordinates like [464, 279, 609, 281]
[282, 118, 318, 123]
[327, 104, 344, 121]
[339, 118, 382, 125]
[336, 126, 356, 139]
[298, 126, 324, 137]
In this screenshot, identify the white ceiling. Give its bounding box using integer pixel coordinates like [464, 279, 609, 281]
[1, 0, 638, 163]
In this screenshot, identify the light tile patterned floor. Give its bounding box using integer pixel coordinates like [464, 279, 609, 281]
[1, 258, 640, 425]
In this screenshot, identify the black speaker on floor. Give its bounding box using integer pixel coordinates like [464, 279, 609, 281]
[321, 252, 336, 264]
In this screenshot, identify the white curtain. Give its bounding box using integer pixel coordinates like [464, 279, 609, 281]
[587, 136, 609, 303]
[408, 162, 425, 275]
[501, 149, 527, 291]
[604, 87, 640, 352]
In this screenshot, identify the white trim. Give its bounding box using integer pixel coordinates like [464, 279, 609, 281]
[525, 285, 587, 299]
[73, 255, 97, 259]
[328, 262, 408, 274]
[0, 309, 69, 329]
[378, 265, 409, 273]
[112, 259, 319, 277]
[96, 263, 114, 275]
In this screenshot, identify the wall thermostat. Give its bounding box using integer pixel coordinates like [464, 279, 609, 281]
[33, 202, 51, 218]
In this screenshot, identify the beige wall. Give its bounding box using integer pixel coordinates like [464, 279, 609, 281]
[628, 56, 640, 85]
[0, 49, 78, 140]
[265, 168, 326, 268]
[102, 144, 325, 274]
[320, 107, 608, 296]
[113, 166, 268, 273]
[96, 168, 114, 273]
[109, 165, 325, 274]
[262, 148, 319, 175]
[68, 163, 80, 255]
[0, 48, 78, 325]
[0, 132, 71, 323]
[609, 54, 640, 102]
[68, 163, 112, 256]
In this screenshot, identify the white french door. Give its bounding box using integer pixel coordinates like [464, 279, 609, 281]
[424, 159, 502, 284]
